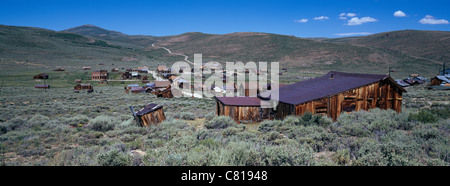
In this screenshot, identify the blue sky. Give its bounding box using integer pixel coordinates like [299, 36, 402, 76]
[0, 0, 449, 38]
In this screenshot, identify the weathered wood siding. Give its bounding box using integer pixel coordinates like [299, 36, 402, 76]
[274, 79, 403, 121]
[216, 101, 261, 123]
[430, 78, 443, 86]
[138, 108, 166, 127]
[74, 84, 93, 90]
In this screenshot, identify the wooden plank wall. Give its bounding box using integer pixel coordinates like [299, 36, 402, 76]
[276, 80, 403, 121]
[138, 108, 166, 127]
[430, 78, 442, 86]
[216, 101, 261, 123]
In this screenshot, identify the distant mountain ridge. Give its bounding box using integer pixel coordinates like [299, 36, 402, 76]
[63, 25, 449, 65]
[64, 24, 128, 37]
[0, 24, 447, 77]
[326, 30, 450, 63]
[0, 24, 147, 71]
[63, 24, 160, 49]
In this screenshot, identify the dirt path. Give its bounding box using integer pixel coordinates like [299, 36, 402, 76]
[152, 44, 193, 64]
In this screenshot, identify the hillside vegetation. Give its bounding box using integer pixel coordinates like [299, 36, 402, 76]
[0, 85, 448, 166]
[63, 24, 160, 49]
[0, 25, 446, 78]
[148, 32, 440, 77]
[326, 30, 450, 63]
[0, 25, 167, 78]
[65, 25, 444, 78]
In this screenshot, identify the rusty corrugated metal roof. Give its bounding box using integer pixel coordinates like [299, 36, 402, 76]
[157, 66, 169, 71]
[155, 81, 171, 88]
[215, 96, 261, 106]
[262, 71, 405, 106]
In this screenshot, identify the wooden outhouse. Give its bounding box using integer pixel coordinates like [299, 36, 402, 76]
[133, 104, 166, 127]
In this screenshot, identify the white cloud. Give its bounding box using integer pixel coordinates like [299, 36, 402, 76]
[339, 13, 357, 20]
[340, 13, 356, 17]
[419, 15, 449, 25]
[346, 13, 357, 17]
[347, 17, 378, 26]
[334, 32, 373, 36]
[394, 10, 407, 17]
[294, 19, 308, 23]
[313, 16, 329, 21]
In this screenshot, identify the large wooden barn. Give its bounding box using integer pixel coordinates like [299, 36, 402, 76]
[215, 71, 406, 122]
[262, 71, 406, 121]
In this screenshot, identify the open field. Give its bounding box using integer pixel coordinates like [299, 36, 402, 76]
[0, 83, 448, 166]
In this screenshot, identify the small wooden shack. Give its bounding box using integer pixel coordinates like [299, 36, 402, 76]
[261, 71, 406, 121]
[142, 76, 150, 83]
[74, 84, 93, 91]
[133, 104, 166, 127]
[83, 66, 91, 70]
[122, 71, 132, 79]
[430, 76, 449, 86]
[156, 66, 171, 74]
[215, 97, 262, 123]
[33, 73, 49, 79]
[138, 66, 149, 73]
[155, 86, 173, 98]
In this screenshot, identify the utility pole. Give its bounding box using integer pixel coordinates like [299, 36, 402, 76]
[443, 62, 446, 75]
[388, 67, 395, 77]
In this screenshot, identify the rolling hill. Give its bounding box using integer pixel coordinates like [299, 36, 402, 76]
[325, 30, 450, 63]
[0, 25, 154, 73]
[63, 24, 160, 49]
[151, 32, 426, 65]
[143, 31, 441, 77]
[0, 24, 446, 78]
